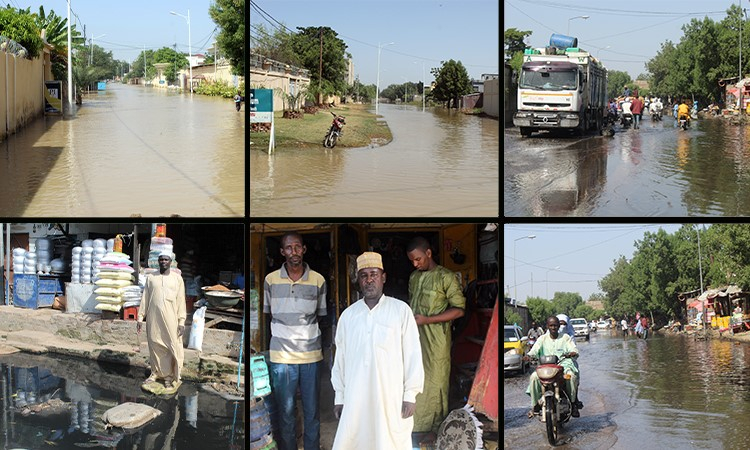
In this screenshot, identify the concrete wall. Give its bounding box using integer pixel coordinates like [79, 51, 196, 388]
[0, 52, 45, 142]
[250, 67, 311, 112]
[483, 77, 500, 118]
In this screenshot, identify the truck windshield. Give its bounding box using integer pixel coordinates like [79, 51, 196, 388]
[519, 69, 577, 91]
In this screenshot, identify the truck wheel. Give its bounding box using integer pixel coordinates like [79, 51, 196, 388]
[520, 127, 532, 137]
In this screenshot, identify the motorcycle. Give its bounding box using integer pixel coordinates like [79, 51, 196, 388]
[323, 111, 346, 148]
[678, 115, 690, 130]
[621, 112, 633, 129]
[650, 106, 663, 121]
[528, 354, 576, 445]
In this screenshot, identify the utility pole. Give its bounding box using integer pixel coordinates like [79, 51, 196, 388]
[319, 27, 323, 105]
[143, 45, 147, 82]
[67, 0, 73, 109]
[214, 40, 217, 78]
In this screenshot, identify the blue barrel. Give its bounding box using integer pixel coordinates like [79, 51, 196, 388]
[549, 34, 577, 49]
[250, 397, 272, 442]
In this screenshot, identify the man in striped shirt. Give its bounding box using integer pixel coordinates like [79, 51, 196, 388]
[263, 232, 327, 450]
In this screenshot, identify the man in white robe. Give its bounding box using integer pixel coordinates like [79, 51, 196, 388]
[137, 250, 186, 388]
[331, 252, 424, 450]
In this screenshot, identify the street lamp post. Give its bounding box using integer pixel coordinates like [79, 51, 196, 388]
[170, 9, 192, 94]
[546, 266, 560, 299]
[696, 225, 705, 328]
[90, 34, 106, 65]
[67, 0, 73, 109]
[376, 42, 394, 116]
[567, 15, 590, 35]
[513, 235, 536, 302]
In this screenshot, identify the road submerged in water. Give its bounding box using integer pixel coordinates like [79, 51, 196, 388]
[504, 116, 750, 216]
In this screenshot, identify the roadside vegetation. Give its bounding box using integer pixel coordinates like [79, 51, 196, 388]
[250, 104, 392, 151]
[522, 225, 750, 327]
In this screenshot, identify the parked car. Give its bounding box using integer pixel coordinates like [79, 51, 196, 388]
[570, 318, 590, 340]
[504, 325, 529, 375]
[597, 320, 610, 329]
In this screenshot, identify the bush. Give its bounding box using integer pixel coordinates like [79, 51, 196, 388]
[194, 79, 244, 98]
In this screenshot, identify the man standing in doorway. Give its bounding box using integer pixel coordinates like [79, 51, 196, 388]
[406, 237, 466, 445]
[331, 251, 424, 450]
[137, 250, 186, 389]
[263, 232, 327, 450]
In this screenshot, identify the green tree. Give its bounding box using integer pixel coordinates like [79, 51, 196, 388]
[250, 22, 300, 66]
[346, 76, 376, 103]
[599, 255, 632, 318]
[0, 6, 43, 59]
[209, 0, 244, 75]
[152, 46, 189, 84]
[130, 50, 157, 81]
[290, 26, 349, 101]
[551, 292, 584, 317]
[32, 6, 84, 80]
[430, 59, 473, 109]
[526, 297, 555, 326]
[505, 310, 523, 326]
[504, 28, 532, 61]
[572, 304, 596, 321]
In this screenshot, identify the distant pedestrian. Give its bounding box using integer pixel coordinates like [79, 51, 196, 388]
[621, 318, 628, 337]
[623, 85, 631, 97]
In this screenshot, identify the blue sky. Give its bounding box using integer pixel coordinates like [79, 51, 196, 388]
[250, 0, 500, 87]
[14, 0, 222, 63]
[505, 1, 742, 80]
[504, 224, 691, 304]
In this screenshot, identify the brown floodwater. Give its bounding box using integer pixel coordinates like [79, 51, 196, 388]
[505, 116, 750, 216]
[250, 104, 499, 217]
[0, 84, 244, 217]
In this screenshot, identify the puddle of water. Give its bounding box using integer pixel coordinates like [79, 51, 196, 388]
[0, 352, 244, 449]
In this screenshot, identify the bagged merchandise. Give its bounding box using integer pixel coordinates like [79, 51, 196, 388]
[97, 271, 133, 281]
[95, 278, 132, 288]
[95, 303, 122, 312]
[187, 306, 207, 351]
[95, 295, 123, 304]
[95, 287, 124, 297]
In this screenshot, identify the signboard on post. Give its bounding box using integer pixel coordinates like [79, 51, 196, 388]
[44, 81, 62, 115]
[250, 88, 275, 153]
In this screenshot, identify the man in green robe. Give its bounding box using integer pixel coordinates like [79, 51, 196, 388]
[406, 237, 466, 445]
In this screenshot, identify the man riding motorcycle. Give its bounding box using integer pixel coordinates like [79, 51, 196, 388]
[677, 100, 691, 127]
[524, 316, 581, 418]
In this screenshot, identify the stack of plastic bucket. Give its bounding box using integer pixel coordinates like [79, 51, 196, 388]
[250, 354, 276, 449]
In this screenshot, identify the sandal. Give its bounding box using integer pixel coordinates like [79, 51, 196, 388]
[143, 376, 157, 385]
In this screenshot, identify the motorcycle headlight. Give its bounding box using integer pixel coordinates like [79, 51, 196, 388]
[536, 366, 560, 379]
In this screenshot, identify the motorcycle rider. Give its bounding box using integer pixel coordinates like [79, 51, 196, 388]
[524, 316, 580, 419]
[621, 97, 633, 127]
[649, 97, 663, 120]
[527, 321, 543, 340]
[678, 99, 691, 127]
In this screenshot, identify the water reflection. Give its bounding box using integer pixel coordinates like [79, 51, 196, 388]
[0, 353, 244, 449]
[250, 104, 499, 216]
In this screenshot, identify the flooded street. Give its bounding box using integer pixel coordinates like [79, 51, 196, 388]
[0, 352, 244, 449]
[504, 117, 750, 216]
[504, 331, 750, 449]
[250, 104, 499, 217]
[0, 84, 244, 217]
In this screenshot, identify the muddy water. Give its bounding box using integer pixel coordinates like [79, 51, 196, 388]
[0, 352, 244, 449]
[504, 331, 750, 449]
[0, 84, 244, 217]
[250, 104, 499, 217]
[504, 117, 750, 216]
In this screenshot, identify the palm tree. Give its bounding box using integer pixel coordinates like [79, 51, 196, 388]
[32, 6, 85, 81]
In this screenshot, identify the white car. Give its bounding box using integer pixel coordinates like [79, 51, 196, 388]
[570, 318, 590, 340]
[597, 320, 610, 330]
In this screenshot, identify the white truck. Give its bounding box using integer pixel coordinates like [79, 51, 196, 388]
[513, 35, 608, 137]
